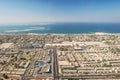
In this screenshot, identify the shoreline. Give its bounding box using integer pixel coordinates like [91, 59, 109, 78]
[0, 32, 120, 35]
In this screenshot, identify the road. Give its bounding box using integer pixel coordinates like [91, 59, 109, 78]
[61, 74, 120, 80]
[53, 48, 59, 80]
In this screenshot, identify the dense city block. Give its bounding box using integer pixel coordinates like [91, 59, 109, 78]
[0, 34, 120, 80]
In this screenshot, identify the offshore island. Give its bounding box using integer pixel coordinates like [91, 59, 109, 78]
[0, 33, 120, 80]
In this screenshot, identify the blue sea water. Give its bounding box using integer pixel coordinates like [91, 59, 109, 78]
[0, 23, 120, 34]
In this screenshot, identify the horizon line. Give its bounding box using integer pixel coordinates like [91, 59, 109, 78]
[0, 22, 120, 26]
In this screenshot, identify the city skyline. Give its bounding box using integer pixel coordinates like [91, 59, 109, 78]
[0, 0, 120, 24]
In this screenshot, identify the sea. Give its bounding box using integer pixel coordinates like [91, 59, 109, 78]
[0, 23, 120, 34]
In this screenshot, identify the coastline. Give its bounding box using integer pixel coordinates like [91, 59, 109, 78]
[0, 32, 120, 35]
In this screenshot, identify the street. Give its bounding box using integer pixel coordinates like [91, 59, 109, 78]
[53, 48, 59, 80]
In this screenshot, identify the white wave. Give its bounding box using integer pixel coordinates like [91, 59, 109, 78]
[5, 30, 25, 32]
[4, 27, 46, 33]
[94, 32, 109, 35]
[27, 33, 39, 35]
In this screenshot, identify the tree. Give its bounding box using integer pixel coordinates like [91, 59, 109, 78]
[3, 74, 9, 79]
[60, 47, 68, 51]
[14, 56, 17, 61]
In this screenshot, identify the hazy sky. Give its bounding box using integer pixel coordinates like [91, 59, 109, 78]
[0, 0, 120, 24]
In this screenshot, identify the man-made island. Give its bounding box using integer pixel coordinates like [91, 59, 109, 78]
[0, 34, 120, 80]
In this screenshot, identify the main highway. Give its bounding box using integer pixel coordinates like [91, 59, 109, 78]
[53, 47, 59, 80]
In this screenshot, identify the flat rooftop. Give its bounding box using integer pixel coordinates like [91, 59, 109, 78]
[0, 43, 14, 49]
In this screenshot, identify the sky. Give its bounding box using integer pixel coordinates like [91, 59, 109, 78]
[0, 0, 120, 24]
